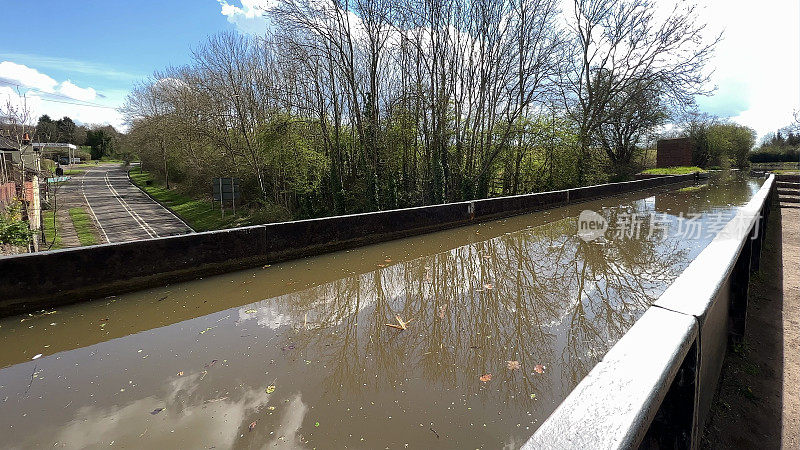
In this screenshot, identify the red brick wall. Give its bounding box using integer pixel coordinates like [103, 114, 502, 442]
[0, 182, 15, 207]
[657, 138, 693, 168]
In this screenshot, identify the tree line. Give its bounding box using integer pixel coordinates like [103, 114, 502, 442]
[122, 0, 718, 220]
[749, 124, 800, 163]
[35, 115, 122, 160]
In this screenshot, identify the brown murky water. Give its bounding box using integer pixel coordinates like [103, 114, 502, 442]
[0, 173, 763, 449]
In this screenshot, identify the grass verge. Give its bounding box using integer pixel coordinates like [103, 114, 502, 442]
[128, 170, 247, 231]
[69, 207, 98, 246]
[41, 210, 62, 250]
[641, 166, 707, 175]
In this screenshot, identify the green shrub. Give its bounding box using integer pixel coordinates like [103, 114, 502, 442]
[0, 200, 33, 246]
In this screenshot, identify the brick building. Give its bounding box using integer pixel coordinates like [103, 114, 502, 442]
[656, 137, 693, 168]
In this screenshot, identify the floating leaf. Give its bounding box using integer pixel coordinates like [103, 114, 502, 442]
[530, 393, 537, 400]
[314, 422, 320, 427]
[384, 258, 392, 263]
[266, 385, 276, 394]
[385, 315, 413, 331]
[479, 373, 492, 382]
[506, 360, 520, 370]
[533, 364, 546, 374]
[249, 421, 257, 431]
[267, 406, 276, 411]
[176, 371, 184, 376]
[150, 408, 164, 415]
[244, 309, 257, 314]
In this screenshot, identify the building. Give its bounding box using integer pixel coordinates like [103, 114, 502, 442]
[33, 142, 79, 166]
[656, 137, 693, 168]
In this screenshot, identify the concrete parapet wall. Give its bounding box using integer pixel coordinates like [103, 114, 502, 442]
[0, 173, 695, 317]
[524, 174, 776, 449]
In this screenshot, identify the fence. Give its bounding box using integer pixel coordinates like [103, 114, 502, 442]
[523, 173, 776, 449]
[0, 182, 16, 209]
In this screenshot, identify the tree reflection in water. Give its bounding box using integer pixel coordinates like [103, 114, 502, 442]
[250, 197, 690, 419]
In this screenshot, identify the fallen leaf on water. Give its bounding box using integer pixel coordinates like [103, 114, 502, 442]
[506, 360, 520, 370]
[377, 264, 387, 268]
[385, 315, 413, 331]
[176, 371, 184, 376]
[530, 393, 537, 400]
[249, 421, 257, 431]
[533, 364, 546, 374]
[150, 408, 164, 415]
[315, 422, 320, 427]
[384, 258, 392, 263]
[267, 406, 276, 411]
[244, 309, 257, 314]
[266, 385, 276, 394]
[479, 373, 492, 382]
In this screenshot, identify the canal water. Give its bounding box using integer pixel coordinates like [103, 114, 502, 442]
[0, 173, 763, 449]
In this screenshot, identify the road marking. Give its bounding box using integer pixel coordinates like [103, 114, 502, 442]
[81, 169, 111, 243]
[104, 171, 158, 238]
[126, 170, 194, 233]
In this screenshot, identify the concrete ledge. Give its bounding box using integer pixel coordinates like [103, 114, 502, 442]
[776, 174, 800, 183]
[522, 307, 698, 449]
[0, 173, 697, 317]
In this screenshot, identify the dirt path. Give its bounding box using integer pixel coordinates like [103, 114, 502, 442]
[780, 204, 799, 448]
[702, 198, 799, 448]
[55, 208, 81, 247]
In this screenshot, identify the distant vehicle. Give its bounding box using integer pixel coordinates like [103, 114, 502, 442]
[58, 156, 81, 165]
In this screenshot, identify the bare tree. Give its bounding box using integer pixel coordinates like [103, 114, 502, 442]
[562, 0, 719, 182]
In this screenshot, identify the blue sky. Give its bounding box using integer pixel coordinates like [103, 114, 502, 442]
[1, 0, 798, 139]
[1, 0, 243, 128]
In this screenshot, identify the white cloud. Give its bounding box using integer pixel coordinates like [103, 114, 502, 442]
[58, 80, 97, 102]
[0, 53, 142, 82]
[217, 0, 275, 34]
[695, 0, 800, 138]
[0, 61, 58, 92]
[0, 78, 124, 130]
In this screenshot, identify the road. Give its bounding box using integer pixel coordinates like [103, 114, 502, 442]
[79, 164, 193, 243]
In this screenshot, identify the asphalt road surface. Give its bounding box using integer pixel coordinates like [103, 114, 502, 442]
[80, 164, 193, 243]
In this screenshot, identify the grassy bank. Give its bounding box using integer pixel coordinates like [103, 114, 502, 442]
[41, 210, 62, 250]
[128, 170, 250, 231]
[68, 207, 98, 246]
[640, 166, 706, 175]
